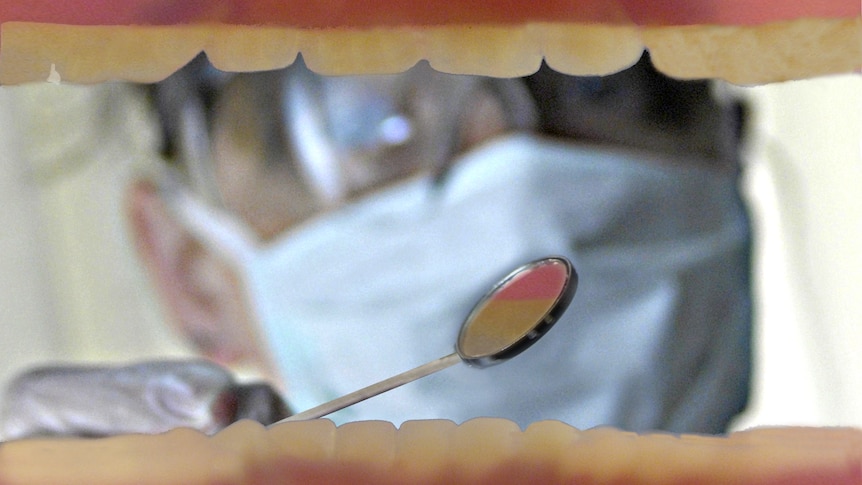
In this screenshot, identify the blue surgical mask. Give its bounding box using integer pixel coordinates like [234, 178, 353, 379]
[173, 134, 751, 433]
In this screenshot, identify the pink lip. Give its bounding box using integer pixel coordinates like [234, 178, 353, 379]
[0, 1, 856, 27]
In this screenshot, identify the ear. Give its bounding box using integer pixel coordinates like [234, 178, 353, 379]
[126, 180, 263, 367]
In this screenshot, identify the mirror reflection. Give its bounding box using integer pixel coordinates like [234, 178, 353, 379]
[0, 51, 859, 440]
[458, 257, 575, 363]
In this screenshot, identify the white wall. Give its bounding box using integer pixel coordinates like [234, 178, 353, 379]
[734, 73, 862, 428]
[0, 82, 193, 400]
[0, 88, 62, 400]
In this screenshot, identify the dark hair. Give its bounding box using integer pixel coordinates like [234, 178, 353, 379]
[144, 54, 226, 164]
[524, 53, 747, 171]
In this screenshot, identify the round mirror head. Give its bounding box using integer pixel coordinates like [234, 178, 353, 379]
[456, 257, 577, 367]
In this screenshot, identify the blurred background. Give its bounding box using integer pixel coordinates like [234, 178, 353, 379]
[0, 70, 858, 430]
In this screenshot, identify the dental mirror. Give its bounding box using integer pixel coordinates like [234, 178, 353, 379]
[276, 256, 577, 423]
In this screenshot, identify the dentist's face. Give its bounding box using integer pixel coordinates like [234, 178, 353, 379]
[129, 58, 751, 430]
[129, 63, 533, 379]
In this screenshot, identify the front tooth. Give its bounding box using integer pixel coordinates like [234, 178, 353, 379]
[719, 426, 862, 481]
[422, 25, 542, 77]
[297, 27, 422, 75]
[629, 431, 720, 483]
[559, 426, 642, 483]
[0, 426, 244, 485]
[540, 23, 644, 75]
[451, 417, 522, 481]
[204, 25, 299, 73]
[521, 420, 582, 481]
[212, 419, 270, 460]
[644, 16, 862, 84]
[266, 418, 337, 462]
[335, 420, 397, 468]
[394, 419, 457, 481]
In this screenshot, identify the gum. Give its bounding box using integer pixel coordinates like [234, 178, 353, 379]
[0, 1, 857, 28]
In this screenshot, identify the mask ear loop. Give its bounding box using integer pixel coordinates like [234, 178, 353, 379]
[177, 98, 225, 209]
[158, 171, 260, 268]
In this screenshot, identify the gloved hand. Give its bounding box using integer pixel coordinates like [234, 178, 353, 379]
[0, 359, 290, 441]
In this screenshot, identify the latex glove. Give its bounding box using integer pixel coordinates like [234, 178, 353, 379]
[0, 360, 290, 440]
